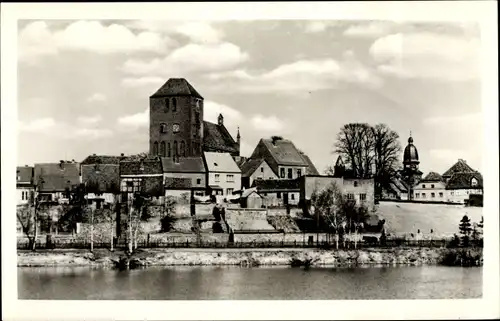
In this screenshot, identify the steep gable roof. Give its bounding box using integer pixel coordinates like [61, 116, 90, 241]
[81, 155, 122, 165]
[442, 159, 477, 177]
[34, 162, 80, 192]
[204, 152, 240, 173]
[81, 164, 120, 193]
[161, 157, 206, 173]
[446, 172, 483, 190]
[203, 121, 239, 154]
[422, 171, 443, 182]
[150, 78, 203, 99]
[259, 138, 309, 167]
[16, 166, 34, 184]
[120, 160, 163, 175]
[301, 154, 320, 175]
[240, 158, 265, 177]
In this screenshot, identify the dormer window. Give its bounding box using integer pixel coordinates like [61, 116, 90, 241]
[471, 177, 478, 187]
[160, 123, 167, 133]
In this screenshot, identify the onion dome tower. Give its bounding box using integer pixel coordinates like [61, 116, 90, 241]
[401, 134, 423, 200]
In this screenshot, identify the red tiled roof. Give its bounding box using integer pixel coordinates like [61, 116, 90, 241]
[34, 162, 80, 192]
[203, 121, 239, 154]
[150, 78, 203, 99]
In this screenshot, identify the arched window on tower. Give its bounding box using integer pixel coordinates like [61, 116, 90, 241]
[153, 141, 158, 155]
[173, 141, 178, 157]
[164, 98, 169, 112]
[159, 141, 166, 157]
[167, 142, 171, 157]
[160, 123, 167, 133]
[172, 98, 177, 112]
[180, 141, 186, 157]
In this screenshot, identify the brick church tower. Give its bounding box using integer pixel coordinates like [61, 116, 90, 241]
[149, 78, 204, 158]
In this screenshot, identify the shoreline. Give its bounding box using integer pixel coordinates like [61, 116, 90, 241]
[17, 247, 483, 268]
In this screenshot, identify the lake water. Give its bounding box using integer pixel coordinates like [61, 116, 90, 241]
[18, 265, 482, 300]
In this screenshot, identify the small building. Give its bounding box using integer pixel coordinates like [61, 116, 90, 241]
[240, 187, 264, 209]
[252, 178, 301, 207]
[120, 158, 164, 201]
[240, 158, 278, 189]
[162, 156, 207, 197]
[382, 178, 409, 200]
[204, 152, 241, 196]
[413, 172, 446, 202]
[34, 161, 81, 203]
[81, 159, 120, 209]
[249, 136, 318, 180]
[17, 165, 34, 205]
[445, 172, 483, 204]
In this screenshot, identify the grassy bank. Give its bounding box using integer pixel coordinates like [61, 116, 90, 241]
[17, 247, 483, 268]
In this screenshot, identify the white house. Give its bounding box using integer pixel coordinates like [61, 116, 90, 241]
[204, 152, 241, 196]
[17, 166, 34, 205]
[240, 158, 278, 189]
[413, 172, 447, 202]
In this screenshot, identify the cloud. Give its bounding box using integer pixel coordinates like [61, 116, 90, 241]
[303, 21, 340, 33]
[77, 115, 102, 125]
[117, 109, 149, 127]
[121, 77, 165, 88]
[87, 93, 107, 103]
[18, 118, 56, 132]
[72, 128, 113, 139]
[205, 54, 382, 94]
[128, 21, 224, 44]
[343, 21, 394, 37]
[369, 32, 481, 81]
[19, 20, 170, 62]
[251, 114, 284, 132]
[204, 101, 242, 123]
[121, 42, 249, 76]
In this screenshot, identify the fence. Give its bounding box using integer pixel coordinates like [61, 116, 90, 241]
[17, 236, 481, 250]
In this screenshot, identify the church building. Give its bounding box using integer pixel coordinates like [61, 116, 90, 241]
[149, 78, 240, 159]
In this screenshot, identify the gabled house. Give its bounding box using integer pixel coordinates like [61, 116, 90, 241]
[204, 152, 241, 196]
[119, 157, 164, 202]
[413, 171, 446, 202]
[445, 171, 483, 204]
[240, 158, 278, 189]
[34, 161, 81, 203]
[162, 156, 206, 197]
[203, 115, 240, 156]
[81, 161, 120, 209]
[442, 159, 477, 183]
[17, 165, 34, 205]
[249, 136, 318, 180]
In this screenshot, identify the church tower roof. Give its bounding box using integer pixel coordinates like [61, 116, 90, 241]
[150, 78, 204, 99]
[403, 135, 419, 165]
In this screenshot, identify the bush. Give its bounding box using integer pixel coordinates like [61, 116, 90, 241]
[439, 248, 483, 267]
[160, 214, 178, 233]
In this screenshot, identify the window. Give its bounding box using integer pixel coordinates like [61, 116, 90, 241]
[196, 178, 201, 185]
[422, 184, 426, 188]
[451, 191, 455, 196]
[173, 141, 178, 157]
[354, 181, 358, 187]
[153, 141, 159, 155]
[288, 168, 293, 179]
[439, 192, 443, 197]
[280, 168, 285, 178]
[215, 174, 220, 182]
[173, 123, 180, 133]
[471, 178, 478, 186]
[226, 188, 234, 195]
[416, 193, 420, 198]
[422, 193, 426, 198]
[160, 123, 167, 133]
[431, 184, 435, 188]
[261, 167, 264, 173]
[431, 193, 435, 198]
[226, 174, 234, 182]
[167, 143, 171, 157]
[347, 193, 355, 200]
[277, 192, 282, 199]
[172, 98, 177, 112]
[291, 194, 295, 200]
[159, 141, 166, 157]
[360, 193, 366, 201]
[17, 175, 20, 181]
[165, 98, 169, 112]
[297, 169, 302, 177]
[180, 141, 186, 157]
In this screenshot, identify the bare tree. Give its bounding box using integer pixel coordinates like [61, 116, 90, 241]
[334, 123, 375, 179]
[372, 124, 402, 198]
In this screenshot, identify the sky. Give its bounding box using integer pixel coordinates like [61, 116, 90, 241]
[17, 19, 483, 175]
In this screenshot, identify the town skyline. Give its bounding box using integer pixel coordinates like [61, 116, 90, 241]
[17, 19, 483, 175]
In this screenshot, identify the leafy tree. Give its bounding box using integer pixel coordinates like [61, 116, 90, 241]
[471, 216, 484, 246]
[334, 123, 375, 179]
[372, 124, 402, 198]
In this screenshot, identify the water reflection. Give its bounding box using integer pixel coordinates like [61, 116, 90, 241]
[18, 265, 482, 300]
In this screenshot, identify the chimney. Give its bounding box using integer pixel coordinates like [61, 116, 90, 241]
[218, 113, 224, 126]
